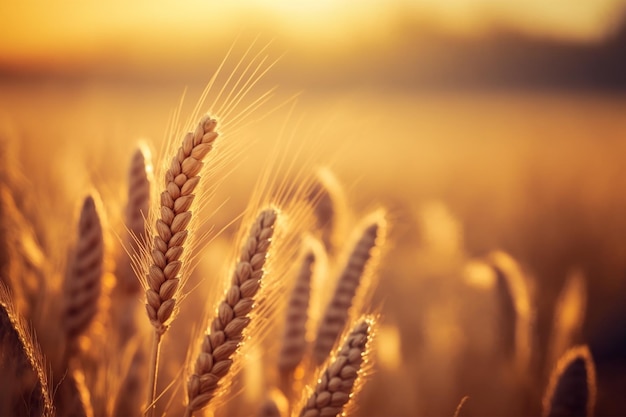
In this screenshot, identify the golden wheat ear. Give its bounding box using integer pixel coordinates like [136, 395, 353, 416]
[277, 245, 315, 397]
[542, 345, 597, 417]
[62, 194, 104, 350]
[298, 316, 375, 417]
[486, 250, 533, 373]
[0, 286, 53, 417]
[184, 208, 277, 417]
[547, 269, 587, 374]
[309, 167, 349, 257]
[144, 115, 218, 336]
[313, 212, 385, 366]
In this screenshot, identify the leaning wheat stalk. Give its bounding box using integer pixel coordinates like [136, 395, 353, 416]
[542, 345, 596, 417]
[143, 115, 218, 413]
[0, 286, 53, 417]
[185, 208, 277, 417]
[313, 213, 384, 365]
[299, 317, 374, 417]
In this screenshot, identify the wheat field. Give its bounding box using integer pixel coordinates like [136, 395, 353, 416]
[1, 36, 626, 417]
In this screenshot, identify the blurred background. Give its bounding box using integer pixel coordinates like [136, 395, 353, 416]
[1, 1, 626, 416]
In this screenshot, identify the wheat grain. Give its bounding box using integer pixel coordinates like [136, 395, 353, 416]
[299, 317, 373, 417]
[62, 195, 104, 344]
[0, 286, 53, 417]
[542, 345, 596, 417]
[313, 215, 383, 365]
[184, 208, 277, 417]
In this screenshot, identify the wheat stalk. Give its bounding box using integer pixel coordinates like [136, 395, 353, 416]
[542, 345, 596, 417]
[143, 115, 218, 413]
[62, 195, 104, 346]
[0, 286, 53, 417]
[299, 317, 374, 417]
[313, 214, 384, 365]
[185, 208, 277, 417]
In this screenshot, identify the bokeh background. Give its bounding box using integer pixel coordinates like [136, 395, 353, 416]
[1, 1, 626, 416]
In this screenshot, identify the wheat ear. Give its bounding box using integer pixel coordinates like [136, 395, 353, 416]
[547, 269, 587, 373]
[145, 115, 218, 335]
[309, 167, 348, 256]
[144, 115, 218, 413]
[542, 345, 596, 417]
[278, 248, 315, 391]
[0, 287, 53, 417]
[117, 146, 151, 295]
[299, 317, 373, 417]
[487, 250, 532, 373]
[184, 208, 277, 417]
[313, 218, 382, 365]
[62, 195, 104, 346]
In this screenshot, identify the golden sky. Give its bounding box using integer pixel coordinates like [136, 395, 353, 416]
[0, 1, 624, 74]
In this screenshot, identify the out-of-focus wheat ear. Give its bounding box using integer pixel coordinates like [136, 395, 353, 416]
[278, 247, 315, 396]
[184, 208, 277, 417]
[0, 181, 47, 322]
[116, 146, 151, 295]
[542, 345, 596, 417]
[547, 269, 587, 374]
[55, 368, 94, 417]
[298, 317, 374, 417]
[309, 167, 349, 257]
[486, 250, 533, 374]
[313, 213, 385, 366]
[0, 286, 54, 417]
[62, 195, 104, 349]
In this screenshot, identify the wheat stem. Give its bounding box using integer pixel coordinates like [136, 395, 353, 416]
[145, 332, 162, 417]
[143, 115, 219, 413]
